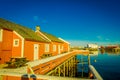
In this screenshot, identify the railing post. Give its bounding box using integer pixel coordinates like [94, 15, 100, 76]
[71, 56, 74, 77]
[55, 68, 57, 76]
[74, 55, 76, 77]
[58, 66, 61, 77]
[66, 60, 68, 76]
[63, 62, 65, 77]
[88, 54, 91, 65]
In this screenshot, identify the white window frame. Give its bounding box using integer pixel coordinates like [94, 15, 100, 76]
[53, 45, 56, 52]
[45, 44, 49, 52]
[58, 45, 61, 54]
[0, 29, 3, 42]
[61, 45, 64, 50]
[13, 39, 19, 47]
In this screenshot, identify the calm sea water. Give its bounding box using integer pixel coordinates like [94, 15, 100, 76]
[91, 51, 120, 80]
[77, 51, 120, 80]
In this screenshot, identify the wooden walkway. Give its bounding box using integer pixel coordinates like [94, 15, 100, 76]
[0, 50, 91, 80]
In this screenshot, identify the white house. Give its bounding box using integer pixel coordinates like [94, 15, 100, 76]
[87, 44, 98, 48]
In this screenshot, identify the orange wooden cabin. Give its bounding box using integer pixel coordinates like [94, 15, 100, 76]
[0, 18, 70, 64]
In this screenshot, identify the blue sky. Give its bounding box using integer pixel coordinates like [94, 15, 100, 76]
[0, 0, 120, 46]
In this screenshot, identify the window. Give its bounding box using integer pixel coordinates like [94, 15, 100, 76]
[0, 29, 3, 42]
[53, 45, 56, 51]
[13, 39, 19, 47]
[45, 44, 49, 52]
[61, 46, 64, 50]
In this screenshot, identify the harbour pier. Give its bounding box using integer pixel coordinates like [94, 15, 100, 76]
[0, 50, 103, 80]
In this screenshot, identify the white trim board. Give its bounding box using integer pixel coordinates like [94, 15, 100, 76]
[13, 31, 25, 57]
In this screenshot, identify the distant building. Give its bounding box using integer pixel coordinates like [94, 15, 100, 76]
[105, 45, 119, 49]
[87, 44, 98, 48]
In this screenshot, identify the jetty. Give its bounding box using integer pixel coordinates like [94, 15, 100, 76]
[0, 50, 103, 80]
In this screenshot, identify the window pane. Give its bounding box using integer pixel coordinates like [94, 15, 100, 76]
[13, 39, 19, 47]
[45, 44, 49, 52]
[53, 45, 56, 51]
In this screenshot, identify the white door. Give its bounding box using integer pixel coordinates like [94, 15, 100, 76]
[34, 44, 39, 60]
[58, 45, 61, 54]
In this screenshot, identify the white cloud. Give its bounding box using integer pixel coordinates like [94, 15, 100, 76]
[67, 40, 96, 47]
[67, 39, 118, 47]
[97, 36, 103, 40]
[33, 16, 39, 21]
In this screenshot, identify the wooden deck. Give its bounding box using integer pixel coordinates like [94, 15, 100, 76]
[0, 50, 90, 80]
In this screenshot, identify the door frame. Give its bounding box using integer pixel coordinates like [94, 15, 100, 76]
[34, 44, 39, 60]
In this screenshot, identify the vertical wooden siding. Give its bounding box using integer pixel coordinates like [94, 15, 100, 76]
[12, 32, 22, 57]
[24, 40, 45, 61]
[63, 43, 70, 52]
[0, 29, 13, 63]
[2, 29, 13, 50]
[50, 42, 63, 56]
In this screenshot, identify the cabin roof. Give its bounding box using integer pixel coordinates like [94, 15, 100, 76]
[42, 32, 63, 43]
[0, 18, 50, 42]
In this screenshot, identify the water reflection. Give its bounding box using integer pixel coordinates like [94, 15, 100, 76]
[77, 49, 120, 80]
[90, 50, 120, 80]
[89, 51, 98, 63]
[90, 51, 98, 56]
[100, 48, 105, 54]
[100, 49, 120, 55]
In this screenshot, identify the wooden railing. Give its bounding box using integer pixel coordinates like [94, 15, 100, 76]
[27, 50, 89, 74]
